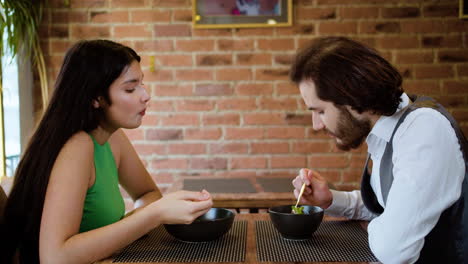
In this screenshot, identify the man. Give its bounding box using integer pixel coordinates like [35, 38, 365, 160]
[290, 37, 467, 263]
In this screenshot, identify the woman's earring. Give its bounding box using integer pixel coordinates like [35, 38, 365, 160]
[92, 99, 100, 109]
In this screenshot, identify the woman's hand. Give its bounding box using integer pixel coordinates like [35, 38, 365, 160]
[292, 168, 333, 209]
[149, 190, 213, 225]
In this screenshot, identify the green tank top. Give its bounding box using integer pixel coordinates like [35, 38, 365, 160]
[79, 135, 125, 233]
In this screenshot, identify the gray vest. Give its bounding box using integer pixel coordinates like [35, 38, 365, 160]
[361, 95, 467, 263]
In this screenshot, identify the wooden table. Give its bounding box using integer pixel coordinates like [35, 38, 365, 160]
[167, 176, 297, 212]
[97, 214, 379, 264]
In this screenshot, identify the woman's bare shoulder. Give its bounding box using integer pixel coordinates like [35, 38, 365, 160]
[49, 132, 95, 188]
[66, 131, 94, 150]
[57, 131, 95, 163]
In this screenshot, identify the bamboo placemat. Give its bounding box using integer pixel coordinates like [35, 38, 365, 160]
[256, 220, 378, 262]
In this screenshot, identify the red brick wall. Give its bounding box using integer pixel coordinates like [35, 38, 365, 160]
[39, 0, 468, 193]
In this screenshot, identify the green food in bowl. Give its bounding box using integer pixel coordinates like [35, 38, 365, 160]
[291, 205, 304, 214]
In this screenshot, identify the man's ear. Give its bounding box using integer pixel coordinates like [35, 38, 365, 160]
[345, 105, 362, 119]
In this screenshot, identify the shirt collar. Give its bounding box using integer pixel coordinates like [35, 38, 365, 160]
[366, 93, 410, 143]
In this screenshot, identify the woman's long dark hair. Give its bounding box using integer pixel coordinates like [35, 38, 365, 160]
[290, 36, 403, 116]
[1, 39, 140, 263]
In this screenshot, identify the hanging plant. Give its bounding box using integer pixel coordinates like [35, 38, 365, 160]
[0, 0, 49, 109]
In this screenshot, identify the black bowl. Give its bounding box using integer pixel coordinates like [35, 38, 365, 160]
[163, 208, 235, 242]
[268, 205, 324, 240]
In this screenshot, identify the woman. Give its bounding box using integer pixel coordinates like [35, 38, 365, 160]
[1, 40, 213, 264]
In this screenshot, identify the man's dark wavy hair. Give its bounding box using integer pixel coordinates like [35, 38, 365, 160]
[290, 36, 403, 116]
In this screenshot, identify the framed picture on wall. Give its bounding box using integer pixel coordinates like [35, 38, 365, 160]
[192, 0, 292, 29]
[461, 0, 468, 19]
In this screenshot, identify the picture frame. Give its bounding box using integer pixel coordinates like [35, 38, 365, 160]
[461, 0, 468, 19]
[192, 0, 292, 29]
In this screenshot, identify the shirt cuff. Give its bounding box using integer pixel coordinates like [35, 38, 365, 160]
[324, 189, 348, 216]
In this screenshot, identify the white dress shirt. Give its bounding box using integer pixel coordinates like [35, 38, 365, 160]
[325, 93, 465, 263]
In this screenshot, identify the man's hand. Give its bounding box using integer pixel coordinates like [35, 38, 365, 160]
[292, 168, 333, 209]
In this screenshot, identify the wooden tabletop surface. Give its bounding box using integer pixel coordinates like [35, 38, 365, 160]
[96, 213, 380, 264]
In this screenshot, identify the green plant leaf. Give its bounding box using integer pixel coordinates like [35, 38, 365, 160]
[0, 0, 48, 105]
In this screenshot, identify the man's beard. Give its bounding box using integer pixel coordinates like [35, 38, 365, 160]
[329, 107, 372, 151]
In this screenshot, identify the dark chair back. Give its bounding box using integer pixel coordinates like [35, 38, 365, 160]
[0, 183, 7, 222]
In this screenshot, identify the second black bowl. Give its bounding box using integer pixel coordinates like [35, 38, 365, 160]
[163, 208, 235, 242]
[268, 205, 324, 240]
